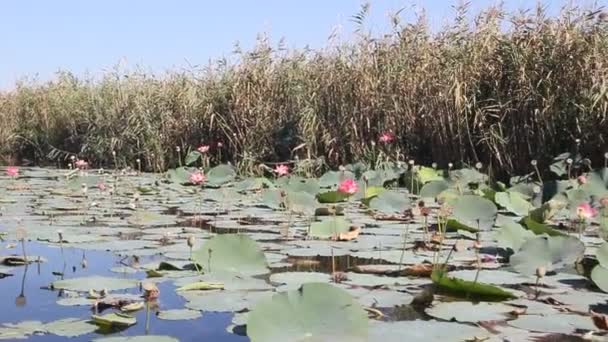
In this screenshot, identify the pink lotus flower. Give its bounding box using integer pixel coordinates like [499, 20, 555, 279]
[97, 182, 106, 191]
[189, 171, 206, 185]
[577, 175, 587, 185]
[273, 164, 289, 177]
[197, 145, 210, 153]
[6, 166, 18, 177]
[338, 179, 358, 195]
[577, 202, 598, 220]
[379, 132, 395, 144]
[74, 159, 89, 169]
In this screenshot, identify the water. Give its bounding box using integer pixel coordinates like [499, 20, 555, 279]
[0, 242, 248, 341]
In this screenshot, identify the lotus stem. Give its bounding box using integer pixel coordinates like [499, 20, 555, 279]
[398, 223, 410, 272]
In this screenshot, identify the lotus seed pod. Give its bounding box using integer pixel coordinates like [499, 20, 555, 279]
[475, 162, 482, 170]
[408, 159, 415, 166]
[575, 138, 581, 144]
[531, 160, 537, 166]
[431, 162, 437, 169]
[533, 185, 541, 194]
[566, 158, 573, 165]
[187, 236, 195, 248]
[70, 155, 76, 161]
[112, 150, 116, 156]
[604, 152, 608, 159]
[176, 146, 181, 152]
[536, 266, 546, 278]
[448, 163, 453, 169]
[136, 159, 141, 164]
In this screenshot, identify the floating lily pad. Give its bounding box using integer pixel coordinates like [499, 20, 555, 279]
[91, 312, 136, 327]
[52, 276, 138, 292]
[308, 217, 351, 239]
[510, 235, 584, 275]
[431, 269, 516, 300]
[426, 301, 514, 323]
[44, 318, 97, 337]
[206, 164, 237, 187]
[369, 190, 411, 214]
[192, 234, 269, 275]
[508, 313, 596, 334]
[368, 320, 488, 342]
[183, 290, 272, 312]
[247, 283, 368, 342]
[495, 191, 534, 216]
[451, 195, 497, 231]
[494, 221, 535, 251]
[157, 309, 202, 321]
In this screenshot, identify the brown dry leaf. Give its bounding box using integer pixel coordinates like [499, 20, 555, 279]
[402, 263, 434, 277]
[287, 258, 320, 267]
[591, 310, 608, 330]
[333, 226, 361, 241]
[509, 307, 527, 316]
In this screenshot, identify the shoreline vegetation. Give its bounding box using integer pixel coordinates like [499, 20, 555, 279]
[0, 3, 607, 177]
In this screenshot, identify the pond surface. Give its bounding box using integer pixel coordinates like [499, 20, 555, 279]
[0, 166, 606, 341]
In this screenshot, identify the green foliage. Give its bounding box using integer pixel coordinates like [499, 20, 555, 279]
[431, 269, 516, 301]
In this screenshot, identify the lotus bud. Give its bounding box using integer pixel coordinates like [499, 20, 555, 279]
[536, 266, 546, 278]
[604, 152, 608, 160]
[187, 236, 195, 248]
[448, 162, 453, 169]
[578, 175, 587, 185]
[176, 146, 181, 152]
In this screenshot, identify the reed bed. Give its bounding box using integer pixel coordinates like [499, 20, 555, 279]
[1, 4, 607, 176]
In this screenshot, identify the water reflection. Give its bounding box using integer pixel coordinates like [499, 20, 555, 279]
[15, 265, 27, 307]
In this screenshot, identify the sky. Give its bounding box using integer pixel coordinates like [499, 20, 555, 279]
[0, 0, 600, 89]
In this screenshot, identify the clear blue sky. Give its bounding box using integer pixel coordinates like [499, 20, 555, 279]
[0, 0, 595, 89]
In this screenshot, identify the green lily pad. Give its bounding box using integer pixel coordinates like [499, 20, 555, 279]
[495, 191, 534, 216]
[308, 217, 351, 239]
[369, 320, 488, 342]
[508, 313, 596, 334]
[592, 265, 608, 292]
[157, 309, 202, 321]
[247, 283, 368, 342]
[192, 234, 269, 275]
[91, 312, 136, 327]
[286, 191, 317, 215]
[451, 195, 497, 231]
[52, 276, 138, 292]
[520, 216, 565, 236]
[510, 235, 584, 276]
[206, 164, 237, 187]
[44, 318, 97, 337]
[431, 269, 516, 301]
[419, 180, 449, 200]
[317, 190, 349, 203]
[494, 221, 535, 251]
[369, 190, 411, 214]
[261, 189, 284, 210]
[426, 301, 514, 323]
[183, 290, 272, 312]
[176, 281, 224, 292]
